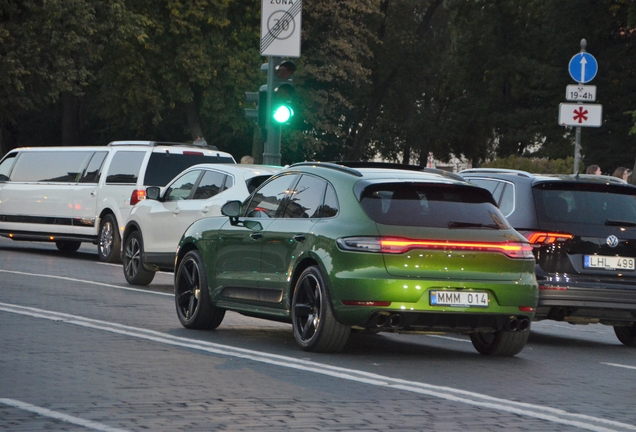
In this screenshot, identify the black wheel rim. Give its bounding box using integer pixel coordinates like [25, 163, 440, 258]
[124, 237, 141, 279]
[293, 274, 322, 342]
[99, 221, 113, 258]
[176, 257, 201, 321]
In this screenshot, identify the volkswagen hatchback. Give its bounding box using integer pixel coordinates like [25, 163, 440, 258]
[174, 162, 538, 356]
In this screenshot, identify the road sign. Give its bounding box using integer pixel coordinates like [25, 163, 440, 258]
[568, 52, 598, 83]
[558, 103, 602, 127]
[565, 85, 596, 102]
[261, 0, 302, 57]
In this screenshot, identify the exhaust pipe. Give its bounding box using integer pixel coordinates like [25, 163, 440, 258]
[389, 314, 403, 328]
[507, 318, 520, 332]
[373, 314, 389, 328]
[518, 318, 530, 331]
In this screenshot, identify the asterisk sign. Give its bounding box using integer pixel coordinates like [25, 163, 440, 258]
[573, 107, 588, 123]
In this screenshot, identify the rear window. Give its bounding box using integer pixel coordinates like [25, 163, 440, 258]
[143, 153, 235, 186]
[360, 183, 509, 228]
[533, 183, 636, 227]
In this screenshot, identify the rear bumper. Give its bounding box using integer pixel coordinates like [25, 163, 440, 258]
[536, 277, 636, 324]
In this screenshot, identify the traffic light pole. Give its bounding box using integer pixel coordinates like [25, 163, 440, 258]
[263, 56, 282, 166]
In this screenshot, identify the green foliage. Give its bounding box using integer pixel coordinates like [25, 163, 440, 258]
[482, 156, 575, 174]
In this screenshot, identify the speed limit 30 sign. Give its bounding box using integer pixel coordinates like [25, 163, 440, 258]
[261, 0, 302, 57]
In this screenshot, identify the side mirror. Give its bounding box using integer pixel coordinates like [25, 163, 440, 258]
[221, 200, 241, 217]
[146, 186, 161, 200]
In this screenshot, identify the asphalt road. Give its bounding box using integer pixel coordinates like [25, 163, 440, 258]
[1, 237, 635, 431]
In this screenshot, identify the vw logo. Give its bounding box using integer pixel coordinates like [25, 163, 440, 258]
[606, 235, 619, 248]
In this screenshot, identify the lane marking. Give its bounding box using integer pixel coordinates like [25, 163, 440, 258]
[0, 398, 128, 432]
[602, 362, 636, 370]
[1, 302, 634, 432]
[0, 270, 171, 296]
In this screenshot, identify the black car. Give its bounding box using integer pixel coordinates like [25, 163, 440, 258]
[460, 168, 636, 346]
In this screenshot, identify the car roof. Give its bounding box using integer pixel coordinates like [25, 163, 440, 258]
[184, 163, 282, 175]
[459, 168, 631, 187]
[287, 161, 467, 184]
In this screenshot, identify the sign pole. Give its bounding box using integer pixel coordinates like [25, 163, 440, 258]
[263, 56, 282, 166]
[573, 39, 586, 174]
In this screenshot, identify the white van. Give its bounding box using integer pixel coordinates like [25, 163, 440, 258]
[0, 141, 235, 262]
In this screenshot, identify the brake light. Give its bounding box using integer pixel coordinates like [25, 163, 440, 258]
[524, 231, 573, 245]
[130, 189, 146, 205]
[183, 151, 204, 156]
[337, 237, 534, 259]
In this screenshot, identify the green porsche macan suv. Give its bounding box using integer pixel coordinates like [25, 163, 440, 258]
[174, 162, 538, 356]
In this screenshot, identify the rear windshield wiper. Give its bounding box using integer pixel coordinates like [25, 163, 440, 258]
[447, 221, 500, 229]
[605, 219, 636, 227]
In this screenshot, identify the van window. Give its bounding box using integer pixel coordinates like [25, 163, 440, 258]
[106, 151, 145, 184]
[11, 151, 93, 183]
[0, 152, 17, 181]
[80, 151, 108, 184]
[143, 152, 235, 186]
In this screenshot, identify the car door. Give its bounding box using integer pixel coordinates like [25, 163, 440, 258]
[258, 174, 328, 308]
[73, 151, 108, 237]
[175, 169, 228, 223]
[213, 173, 299, 303]
[142, 169, 203, 254]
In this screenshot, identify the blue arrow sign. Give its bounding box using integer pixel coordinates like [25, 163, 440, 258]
[568, 52, 598, 84]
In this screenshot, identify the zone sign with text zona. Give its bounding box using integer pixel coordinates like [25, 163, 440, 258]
[261, 0, 302, 57]
[558, 103, 602, 127]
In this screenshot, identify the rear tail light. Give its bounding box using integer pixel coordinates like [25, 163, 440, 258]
[130, 189, 146, 206]
[183, 151, 204, 156]
[524, 231, 573, 245]
[337, 237, 534, 259]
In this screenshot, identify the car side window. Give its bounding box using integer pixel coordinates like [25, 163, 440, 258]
[467, 178, 515, 217]
[106, 151, 145, 184]
[10, 150, 93, 183]
[244, 174, 299, 218]
[192, 170, 226, 200]
[281, 174, 327, 218]
[320, 183, 339, 218]
[0, 152, 17, 181]
[80, 151, 108, 184]
[165, 170, 202, 201]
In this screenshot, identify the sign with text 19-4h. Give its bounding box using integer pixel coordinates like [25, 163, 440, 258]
[559, 51, 602, 128]
[261, 0, 302, 57]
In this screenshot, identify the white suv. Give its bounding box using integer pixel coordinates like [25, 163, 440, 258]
[122, 163, 280, 285]
[0, 141, 235, 262]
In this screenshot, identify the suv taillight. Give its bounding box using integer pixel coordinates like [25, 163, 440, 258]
[337, 237, 534, 259]
[524, 231, 573, 245]
[130, 189, 146, 205]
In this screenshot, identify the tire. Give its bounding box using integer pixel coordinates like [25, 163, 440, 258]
[55, 240, 81, 253]
[175, 250, 225, 329]
[614, 325, 636, 347]
[291, 266, 351, 353]
[98, 214, 121, 263]
[470, 328, 529, 356]
[122, 231, 155, 286]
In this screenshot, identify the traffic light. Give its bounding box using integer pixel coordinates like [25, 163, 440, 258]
[271, 60, 296, 125]
[244, 91, 259, 123]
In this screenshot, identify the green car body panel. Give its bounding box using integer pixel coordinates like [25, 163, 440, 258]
[175, 162, 539, 355]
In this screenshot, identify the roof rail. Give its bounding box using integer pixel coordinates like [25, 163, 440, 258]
[107, 140, 219, 150]
[334, 161, 465, 181]
[459, 168, 533, 178]
[288, 161, 363, 177]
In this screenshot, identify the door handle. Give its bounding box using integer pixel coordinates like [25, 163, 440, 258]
[90, 191, 97, 196]
[201, 206, 209, 213]
[172, 209, 180, 215]
[293, 234, 306, 242]
[250, 232, 263, 240]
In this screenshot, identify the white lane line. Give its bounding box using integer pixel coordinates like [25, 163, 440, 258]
[0, 270, 171, 297]
[602, 362, 636, 370]
[97, 262, 171, 276]
[426, 334, 471, 343]
[1, 303, 634, 432]
[0, 398, 128, 432]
